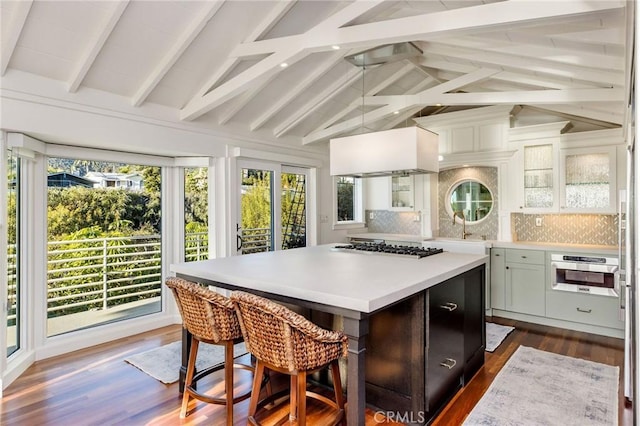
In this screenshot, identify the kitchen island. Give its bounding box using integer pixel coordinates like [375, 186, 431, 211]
[170, 244, 487, 425]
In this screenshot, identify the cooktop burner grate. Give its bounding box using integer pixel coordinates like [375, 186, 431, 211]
[332, 242, 444, 259]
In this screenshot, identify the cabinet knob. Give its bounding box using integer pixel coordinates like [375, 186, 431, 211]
[521, 255, 527, 258]
[519, 206, 523, 209]
[494, 253, 500, 257]
[506, 266, 509, 270]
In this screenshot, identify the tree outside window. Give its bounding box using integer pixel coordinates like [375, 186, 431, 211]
[336, 177, 355, 222]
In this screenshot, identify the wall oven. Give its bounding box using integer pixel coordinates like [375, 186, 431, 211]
[550, 254, 619, 297]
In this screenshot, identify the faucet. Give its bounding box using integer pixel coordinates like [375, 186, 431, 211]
[452, 211, 472, 239]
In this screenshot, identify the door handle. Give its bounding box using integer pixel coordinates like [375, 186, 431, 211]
[236, 224, 243, 252]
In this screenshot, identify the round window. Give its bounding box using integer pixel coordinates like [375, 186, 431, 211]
[447, 179, 493, 223]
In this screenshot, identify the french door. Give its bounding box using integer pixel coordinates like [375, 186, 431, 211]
[236, 160, 307, 255]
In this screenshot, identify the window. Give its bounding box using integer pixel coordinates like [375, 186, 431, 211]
[334, 176, 363, 227]
[46, 157, 162, 336]
[184, 167, 208, 261]
[6, 150, 19, 356]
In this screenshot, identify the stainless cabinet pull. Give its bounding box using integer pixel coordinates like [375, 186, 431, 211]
[576, 307, 592, 313]
[521, 255, 527, 258]
[494, 253, 500, 257]
[440, 358, 457, 369]
[440, 302, 458, 312]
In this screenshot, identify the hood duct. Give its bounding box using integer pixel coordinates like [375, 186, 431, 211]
[329, 127, 439, 178]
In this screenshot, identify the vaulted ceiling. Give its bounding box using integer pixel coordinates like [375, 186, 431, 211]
[0, 0, 632, 150]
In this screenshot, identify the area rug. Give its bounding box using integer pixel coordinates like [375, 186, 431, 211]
[485, 322, 515, 352]
[463, 345, 619, 426]
[124, 341, 247, 384]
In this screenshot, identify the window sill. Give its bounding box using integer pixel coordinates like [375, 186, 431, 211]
[332, 221, 366, 231]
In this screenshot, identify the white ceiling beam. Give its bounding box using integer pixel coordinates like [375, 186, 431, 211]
[303, 104, 401, 144]
[68, 0, 128, 93]
[245, 0, 297, 44]
[534, 104, 624, 125]
[1, 0, 33, 75]
[212, 1, 297, 124]
[366, 87, 623, 107]
[311, 62, 416, 133]
[131, 1, 223, 106]
[303, 69, 492, 144]
[418, 58, 586, 90]
[250, 51, 345, 131]
[273, 67, 363, 137]
[192, 1, 297, 102]
[380, 106, 424, 131]
[218, 77, 274, 125]
[232, 0, 624, 57]
[429, 87, 624, 105]
[421, 43, 624, 87]
[435, 37, 623, 71]
[181, 48, 306, 121]
[180, 0, 384, 121]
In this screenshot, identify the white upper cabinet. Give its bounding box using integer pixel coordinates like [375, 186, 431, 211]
[559, 146, 617, 213]
[366, 175, 424, 211]
[509, 123, 624, 214]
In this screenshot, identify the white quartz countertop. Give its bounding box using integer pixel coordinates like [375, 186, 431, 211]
[491, 241, 618, 255]
[170, 244, 487, 314]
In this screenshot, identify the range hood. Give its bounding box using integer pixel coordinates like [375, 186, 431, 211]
[330, 127, 439, 178]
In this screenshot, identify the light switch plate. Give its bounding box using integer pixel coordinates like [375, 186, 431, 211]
[535, 217, 543, 227]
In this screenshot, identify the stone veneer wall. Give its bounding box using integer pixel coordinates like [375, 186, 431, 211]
[511, 213, 618, 246]
[438, 167, 499, 240]
[365, 210, 421, 235]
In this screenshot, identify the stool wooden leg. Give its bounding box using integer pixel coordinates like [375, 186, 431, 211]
[181, 338, 199, 418]
[248, 361, 265, 419]
[331, 361, 344, 409]
[225, 341, 234, 426]
[289, 375, 298, 422]
[297, 371, 307, 426]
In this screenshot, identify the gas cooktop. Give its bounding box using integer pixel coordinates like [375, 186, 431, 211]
[332, 242, 444, 259]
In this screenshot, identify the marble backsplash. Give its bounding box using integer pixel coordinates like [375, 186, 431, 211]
[365, 210, 421, 235]
[511, 213, 618, 246]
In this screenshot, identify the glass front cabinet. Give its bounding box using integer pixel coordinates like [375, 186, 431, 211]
[516, 142, 618, 214]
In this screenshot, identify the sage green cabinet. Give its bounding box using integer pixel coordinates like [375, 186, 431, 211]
[491, 248, 546, 316]
[490, 248, 506, 310]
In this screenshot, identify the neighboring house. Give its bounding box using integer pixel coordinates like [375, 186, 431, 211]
[46, 172, 95, 189]
[84, 172, 144, 191]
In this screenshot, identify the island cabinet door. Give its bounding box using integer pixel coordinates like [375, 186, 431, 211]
[426, 276, 465, 415]
[365, 292, 426, 416]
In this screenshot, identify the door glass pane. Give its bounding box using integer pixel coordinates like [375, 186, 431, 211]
[524, 144, 553, 208]
[240, 168, 273, 254]
[565, 153, 610, 208]
[281, 172, 306, 250]
[46, 158, 162, 336]
[184, 167, 208, 261]
[7, 151, 19, 356]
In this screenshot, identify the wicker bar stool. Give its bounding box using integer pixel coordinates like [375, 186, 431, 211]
[230, 291, 348, 426]
[166, 277, 256, 425]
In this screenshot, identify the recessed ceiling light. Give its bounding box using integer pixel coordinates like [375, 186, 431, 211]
[393, 111, 399, 114]
[332, 45, 340, 50]
[436, 103, 442, 107]
[280, 62, 288, 68]
[438, 155, 444, 161]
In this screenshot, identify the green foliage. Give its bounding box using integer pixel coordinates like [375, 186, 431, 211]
[336, 177, 355, 221]
[47, 187, 157, 239]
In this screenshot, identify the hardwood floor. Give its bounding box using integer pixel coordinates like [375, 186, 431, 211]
[1, 318, 631, 425]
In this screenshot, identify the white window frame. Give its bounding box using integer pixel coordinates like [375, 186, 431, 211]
[332, 176, 365, 230]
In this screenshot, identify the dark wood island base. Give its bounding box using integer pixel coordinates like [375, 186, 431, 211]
[365, 265, 486, 425]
